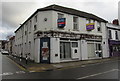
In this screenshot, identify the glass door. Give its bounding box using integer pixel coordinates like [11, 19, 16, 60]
[60, 42, 71, 60]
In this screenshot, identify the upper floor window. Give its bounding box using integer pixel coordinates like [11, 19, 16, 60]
[29, 20, 32, 33]
[21, 27, 24, 36]
[115, 31, 118, 40]
[34, 15, 37, 23]
[86, 19, 90, 24]
[58, 13, 64, 18]
[25, 31, 27, 35]
[108, 30, 112, 39]
[34, 25, 37, 31]
[91, 20, 95, 23]
[97, 21, 101, 32]
[73, 17, 78, 31]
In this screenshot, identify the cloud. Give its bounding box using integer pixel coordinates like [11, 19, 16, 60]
[0, 0, 119, 40]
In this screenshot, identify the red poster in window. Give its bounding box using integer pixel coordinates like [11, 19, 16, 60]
[42, 48, 49, 60]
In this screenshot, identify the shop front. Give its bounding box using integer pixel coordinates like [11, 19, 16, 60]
[109, 40, 120, 57]
[59, 38, 80, 62]
[34, 31, 103, 63]
[87, 41, 102, 59]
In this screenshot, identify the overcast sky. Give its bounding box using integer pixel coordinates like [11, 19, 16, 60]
[0, 0, 119, 40]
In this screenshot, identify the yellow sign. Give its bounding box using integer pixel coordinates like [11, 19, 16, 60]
[86, 23, 95, 30]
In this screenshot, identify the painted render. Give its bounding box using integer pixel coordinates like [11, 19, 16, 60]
[14, 5, 109, 63]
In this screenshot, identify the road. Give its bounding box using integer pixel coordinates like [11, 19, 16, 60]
[1, 53, 25, 77]
[1, 53, 120, 79]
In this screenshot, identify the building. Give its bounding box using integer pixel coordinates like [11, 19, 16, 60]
[14, 4, 109, 63]
[8, 36, 15, 55]
[107, 20, 120, 57]
[0, 41, 1, 50]
[5, 41, 9, 51]
[0, 40, 8, 50]
[118, 2, 120, 24]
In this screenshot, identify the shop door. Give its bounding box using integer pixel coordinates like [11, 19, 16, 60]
[40, 37, 50, 63]
[60, 42, 71, 59]
[87, 43, 96, 58]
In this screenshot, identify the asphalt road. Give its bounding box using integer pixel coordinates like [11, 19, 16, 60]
[1, 53, 120, 79]
[1, 53, 25, 77]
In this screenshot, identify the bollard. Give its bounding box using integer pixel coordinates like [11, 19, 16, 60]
[26, 55, 28, 64]
[20, 54, 22, 61]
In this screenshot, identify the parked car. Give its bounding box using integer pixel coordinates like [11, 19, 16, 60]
[1, 50, 9, 55]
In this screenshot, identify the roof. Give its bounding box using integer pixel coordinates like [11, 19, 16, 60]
[38, 4, 107, 22]
[107, 23, 120, 30]
[9, 36, 15, 40]
[15, 4, 108, 33]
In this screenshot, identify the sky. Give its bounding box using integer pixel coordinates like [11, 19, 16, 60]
[0, 0, 119, 40]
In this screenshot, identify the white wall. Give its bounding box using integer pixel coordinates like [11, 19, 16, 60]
[36, 11, 53, 31]
[107, 23, 120, 40]
[80, 40, 88, 60]
[118, 2, 120, 24]
[119, 30, 120, 40]
[14, 10, 109, 62]
[52, 11, 102, 36]
[50, 38, 60, 63]
[34, 38, 40, 63]
[101, 23, 109, 58]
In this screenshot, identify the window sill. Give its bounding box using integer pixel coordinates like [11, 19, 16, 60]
[73, 29, 79, 31]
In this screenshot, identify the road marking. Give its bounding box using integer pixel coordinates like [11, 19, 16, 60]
[77, 69, 119, 79]
[6, 56, 26, 71]
[16, 71, 26, 74]
[1, 72, 13, 76]
[0, 71, 26, 76]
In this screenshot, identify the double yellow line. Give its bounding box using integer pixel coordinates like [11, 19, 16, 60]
[6, 56, 27, 71]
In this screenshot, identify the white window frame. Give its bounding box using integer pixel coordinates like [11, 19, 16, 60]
[86, 19, 90, 24]
[29, 20, 32, 33]
[97, 21, 102, 32]
[73, 16, 78, 31]
[34, 15, 37, 23]
[58, 13, 64, 18]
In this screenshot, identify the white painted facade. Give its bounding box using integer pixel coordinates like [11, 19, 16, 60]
[107, 23, 120, 40]
[14, 5, 109, 63]
[118, 1, 120, 24]
[106, 23, 120, 57]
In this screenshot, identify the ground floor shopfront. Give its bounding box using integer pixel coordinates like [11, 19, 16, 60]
[34, 37, 106, 64]
[108, 40, 120, 57]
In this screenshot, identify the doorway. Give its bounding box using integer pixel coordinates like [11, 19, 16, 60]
[60, 42, 71, 60]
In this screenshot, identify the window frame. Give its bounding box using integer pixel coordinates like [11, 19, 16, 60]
[73, 16, 79, 31]
[97, 21, 102, 32]
[34, 24, 37, 31]
[115, 31, 118, 40]
[58, 13, 64, 18]
[108, 30, 112, 39]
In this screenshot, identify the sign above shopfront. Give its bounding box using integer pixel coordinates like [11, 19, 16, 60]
[86, 23, 95, 31]
[58, 18, 66, 28]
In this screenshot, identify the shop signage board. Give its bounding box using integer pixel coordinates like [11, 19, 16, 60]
[58, 18, 66, 28]
[86, 23, 95, 31]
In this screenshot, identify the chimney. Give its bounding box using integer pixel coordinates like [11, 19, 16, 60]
[112, 19, 119, 25]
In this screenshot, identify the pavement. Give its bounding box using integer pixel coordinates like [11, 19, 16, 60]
[7, 55, 119, 73]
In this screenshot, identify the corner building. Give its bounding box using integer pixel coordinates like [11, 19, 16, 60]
[14, 5, 109, 63]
